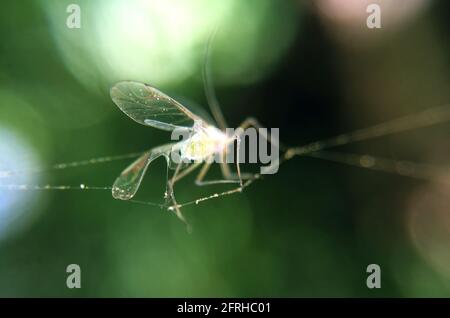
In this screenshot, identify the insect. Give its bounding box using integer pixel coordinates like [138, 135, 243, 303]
[110, 80, 272, 227]
[107, 28, 280, 228]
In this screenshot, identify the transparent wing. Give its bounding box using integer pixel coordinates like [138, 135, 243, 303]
[172, 95, 217, 127]
[110, 81, 204, 131]
[112, 143, 174, 200]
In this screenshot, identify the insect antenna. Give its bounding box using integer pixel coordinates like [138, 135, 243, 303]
[284, 103, 450, 158]
[202, 26, 228, 130]
[306, 151, 450, 183]
[0, 151, 144, 178]
[0, 184, 112, 191]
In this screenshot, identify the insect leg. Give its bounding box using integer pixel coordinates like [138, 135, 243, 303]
[194, 157, 240, 186]
[165, 162, 190, 230]
[238, 117, 284, 150]
[221, 117, 277, 181]
[172, 162, 202, 184]
[173, 178, 258, 209]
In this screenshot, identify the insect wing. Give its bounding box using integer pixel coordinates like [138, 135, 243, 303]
[110, 81, 203, 131]
[112, 144, 173, 200]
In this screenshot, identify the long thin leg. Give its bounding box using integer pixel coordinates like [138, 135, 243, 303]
[169, 154, 260, 210]
[168, 158, 244, 227]
[172, 178, 258, 209]
[172, 162, 202, 183]
[180, 136, 264, 209]
[195, 158, 240, 186]
[222, 117, 279, 181]
[165, 163, 184, 220]
[238, 117, 284, 149]
[219, 151, 232, 179]
[167, 162, 203, 199]
[165, 162, 201, 231]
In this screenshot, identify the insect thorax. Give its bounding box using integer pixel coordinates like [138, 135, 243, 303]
[180, 126, 229, 161]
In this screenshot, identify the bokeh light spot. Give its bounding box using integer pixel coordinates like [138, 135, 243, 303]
[43, 0, 299, 91]
[0, 127, 40, 240]
[407, 183, 450, 279]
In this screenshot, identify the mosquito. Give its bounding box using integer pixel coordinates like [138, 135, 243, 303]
[109, 80, 272, 227]
[107, 29, 280, 229]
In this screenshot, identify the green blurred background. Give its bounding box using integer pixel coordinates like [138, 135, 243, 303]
[0, 0, 449, 297]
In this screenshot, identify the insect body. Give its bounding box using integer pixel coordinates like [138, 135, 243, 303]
[110, 81, 262, 226]
[179, 122, 230, 161]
